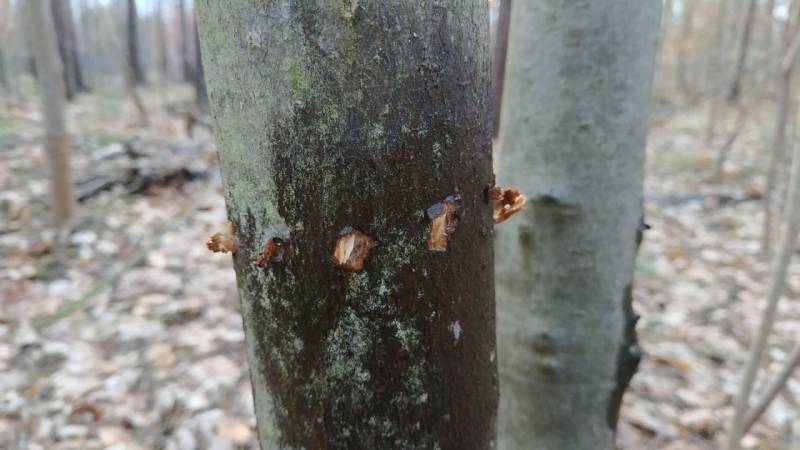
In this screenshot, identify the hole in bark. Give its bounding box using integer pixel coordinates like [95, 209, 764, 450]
[206, 221, 240, 254]
[426, 195, 463, 252]
[253, 236, 292, 268]
[333, 227, 376, 272]
[489, 187, 527, 224]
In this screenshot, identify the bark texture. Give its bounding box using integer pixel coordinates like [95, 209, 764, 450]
[494, 1, 661, 449]
[196, 2, 496, 449]
[24, 0, 74, 231]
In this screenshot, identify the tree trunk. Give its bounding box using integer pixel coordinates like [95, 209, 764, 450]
[24, 0, 75, 233]
[494, 1, 661, 449]
[0, 48, 7, 90]
[191, 17, 207, 110]
[196, 2, 497, 449]
[762, 9, 800, 254]
[491, 0, 511, 138]
[705, 0, 730, 142]
[155, 0, 169, 80]
[179, 0, 191, 82]
[64, 0, 86, 92]
[677, 0, 695, 97]
[725, 95, 800, 450]
[126, 0, 144, 84]
[727, 0, 757, 102]
[50, 0, 78, 99]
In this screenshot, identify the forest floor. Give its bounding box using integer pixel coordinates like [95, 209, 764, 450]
[1, 82, 799, 449]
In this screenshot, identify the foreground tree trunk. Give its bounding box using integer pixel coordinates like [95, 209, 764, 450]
[24, 0, 75, 234]
[196, 2, 497, 449]
[126, 0, 144, 84]
[494, 1, 661, 449]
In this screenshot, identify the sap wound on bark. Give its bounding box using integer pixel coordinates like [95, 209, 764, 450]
[208, 187, 525, 263]
[332, 226, 376, 272]
[488, 186, 527, 224]
[253, 236, 292, 267]
[206, 221, 240, 254]
[426, 195, 463, 252]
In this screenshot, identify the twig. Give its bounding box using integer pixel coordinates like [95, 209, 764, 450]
[741, 345, 800, 435]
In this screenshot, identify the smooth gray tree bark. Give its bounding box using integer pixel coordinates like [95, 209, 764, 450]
[196, 2, 497, 449]
[494, 1, 661, 449]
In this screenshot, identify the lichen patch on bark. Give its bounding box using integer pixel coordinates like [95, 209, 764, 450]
[489, 186, 527, 224]
[333, 226, 376, 272]
[206, 221, 240, 254]
[426, 195, 463, 252]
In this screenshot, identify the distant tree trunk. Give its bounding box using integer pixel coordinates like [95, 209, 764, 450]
[726, 64, 800, 450]
[196, 1, 497, 448]
[706, 0, 730, 142]
[178, 0, 191, 82]
[192, 17, 207, 110]
[492, 0, 511, 138]
[50, 0, 78, 100]
[64, 0, 85, 92]
[126, 0, 144, 84]
[0, 0, 9, 90]
[78, 0, 95, 87]
[494, 1, 661, 449]
[0, 49, 7, 90]
[727, 0, 758, 102]
[155, 0, 169, 80]
[677, 0, 695, 96]
[24, 0, 75, 235]
[762, 18, 800, 253]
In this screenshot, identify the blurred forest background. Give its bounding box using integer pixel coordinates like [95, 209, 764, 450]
[1, 0, 800, 449]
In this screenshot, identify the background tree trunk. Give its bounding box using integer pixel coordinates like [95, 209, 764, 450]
[196, 2, 497, 449]
[50, 0, 78, 99]
[126, 0, 144, 84]
[65, 0, 86, 92]
[24, 0, 75, 234]
[494, 1, 661, 449]
[727, 0, 757, 102]
[677, 0, 695, 97]
[191, 17, 207, 110]
[155, 0, 169, 80]
[178, 0, 191, 82]
[492, 0, 511, 138]
[705, 0, 731, 142]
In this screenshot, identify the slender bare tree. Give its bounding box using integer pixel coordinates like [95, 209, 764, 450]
[24, 0, 75, 240]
